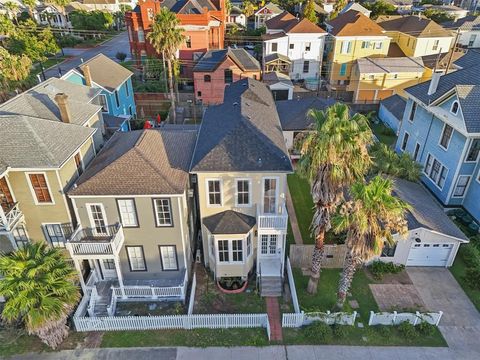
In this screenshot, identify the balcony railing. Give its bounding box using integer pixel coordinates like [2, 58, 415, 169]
[0, 202, 24, 232]
[66, 223, 124, 257]
[257, 204, 288, 231]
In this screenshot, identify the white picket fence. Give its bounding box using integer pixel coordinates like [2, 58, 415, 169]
[286, 257, 301, 314]
[368, 311, 443, 326]
[187, 273, 196, 315]
[282, 311, 357, 328]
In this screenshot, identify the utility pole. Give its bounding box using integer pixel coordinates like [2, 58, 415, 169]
[445, 29, 461, 75]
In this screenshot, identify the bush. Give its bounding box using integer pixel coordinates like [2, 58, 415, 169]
[398, 321, 416, 340]
[461, 244, 480, 268]
[376, 325, 392, 339]
[116, 51, 127, 62]
[332, 324, 350, 338]
[465, 267, 480, 290]
[56, 34, 79, 48]
[417, 321, 435, 336]
[303, 321, 332, 341]
[369, 261, 405, 280]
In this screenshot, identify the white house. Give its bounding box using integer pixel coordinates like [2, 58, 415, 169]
[340, 2, 372, 18]
[254, 2, 283, 29]
[227, 6, 246, 27]
[443, 15, 480, 48]
[263, 71, 294, 101]
[35, 4, 71, 28]
[377, 179, 468, 267]
[82, 0, 137, 13]
[263, 11, 327, 81]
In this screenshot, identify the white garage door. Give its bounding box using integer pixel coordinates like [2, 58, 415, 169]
[406, 243, 454, 267]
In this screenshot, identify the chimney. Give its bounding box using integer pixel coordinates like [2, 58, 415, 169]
[54, 93, 71, 124]
[83, 65, 93, 87]
[428, 71, 442, 96]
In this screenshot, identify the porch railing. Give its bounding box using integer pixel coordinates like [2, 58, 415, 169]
[0, 202, 23, 232]
[65, 223, 124, 256]
[257, 204, 288, 230]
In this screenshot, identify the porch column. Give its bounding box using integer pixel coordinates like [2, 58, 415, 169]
[73, 258, 86, 293]
[6, 232, 18, 251]
[114, 255, 126, 299]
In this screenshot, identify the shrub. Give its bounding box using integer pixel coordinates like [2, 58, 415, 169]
[369, 261, 405, 280]
[376, 325, 392, 339]
[464, 267, 480, 290]
[417, 321, 435, 336]
[398, 321, 416, 340]
[332, 324, 350, 338]
[303, 321, 332, 341]
[461, 244, 480, 268]
[116, 51, 127, 62]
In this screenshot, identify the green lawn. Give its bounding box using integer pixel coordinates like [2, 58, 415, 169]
[370, 122, 397, 147]
[287, 174, 314, 244]
[450, 252, 480, 312]
[31, 57, 67, 76]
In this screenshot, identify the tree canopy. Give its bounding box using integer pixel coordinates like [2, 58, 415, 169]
[363, 0, 397, 20]
[303, 0, 317, 23]
[70, 10, 114, 30]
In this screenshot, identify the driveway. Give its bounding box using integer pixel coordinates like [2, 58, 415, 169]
[43, 32, 129, 79]
[407, 267, 480, 355]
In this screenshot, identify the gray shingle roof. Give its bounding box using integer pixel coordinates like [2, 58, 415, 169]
[379, 94, 407, 121]
[356, 57, 424, 74]
[264, 53, 291, 64]
[193, 48, 260, 72]
[0, 114, 95, 170]
[203, 210, 256, 234]
[443, 15, 480, 31]
[405, 66, 480, 133]
[276, 97, 336, 131]
[263, 71, 293, 87]
[377, 15, 452, 38]
[453, 49, 480, 70]
[190, 78, 292, 172]
[79, 54, 133, 92]
[393, 178, 468, 241]
[70, 128, 197, 196]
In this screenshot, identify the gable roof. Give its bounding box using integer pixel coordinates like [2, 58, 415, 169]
[377, 15, 452, 38]
[380, 94, 406, 121]
[356, 56, 424, 74]
[276, 97, 336, 131]
[265, 11, 325, 34]
[263, 71, 293, 87]
[393, 178, 468, 241]
[442, 15, 480, 31]
[162, 0, 219, 14]
[193, 48, 260, 72]
[79, 54, 133, 92]
[203, 210, 256, 234]
[190, 78, 292, 172]
[70, 128, 198, 196]
[327, 10, 385, 37]
[453, 49, 480, 70]
[255, 2, 283, 16]
[0, 114, 95, 172]
[339, 2, 371, 17]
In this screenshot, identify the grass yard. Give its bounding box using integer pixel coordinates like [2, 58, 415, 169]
[450, 253, 480, 312]
[287, 173, 314, 244]
[370, 122, 397, 147]
[31, 57, 67, 76]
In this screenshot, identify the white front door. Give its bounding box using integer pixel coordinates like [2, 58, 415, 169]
[98, 259, 117, 280]
[260, 234, 280, 258]
[406, 243, 454, 267]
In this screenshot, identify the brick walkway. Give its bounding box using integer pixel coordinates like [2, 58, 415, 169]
[265, 297, 283, 341]
[286, 189, 303, 245]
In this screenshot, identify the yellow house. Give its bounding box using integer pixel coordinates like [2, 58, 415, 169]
[0, 78, 104, 252]
[348, 56, 425, 103]
[325, 10, 391, 89]
[376, 15, 454, 57]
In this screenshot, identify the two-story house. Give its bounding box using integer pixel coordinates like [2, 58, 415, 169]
[190, 78, 293, 297]
[263, 11, 327, 81]
[125, 0, 226, 80]
[67, 127, 198, 314]
[325, 10, 390, 90]
[63, 54, 136, 133]
[395, 65, 480, 223]
[193, 47, 261, 105]
[377, 15, 454, 57]
[254, 2, 284, 29]
[0, 79, 103, 253]
[443, 15, 480, 49]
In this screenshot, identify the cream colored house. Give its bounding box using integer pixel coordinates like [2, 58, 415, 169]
[190, 78, 293, 296]
[0, 78, 104, 252]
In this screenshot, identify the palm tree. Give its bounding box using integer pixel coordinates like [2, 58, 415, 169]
[297, 103, 373, 294]
[0, 243, 80, 349]
[370, 142, 421, 181]
[147, 8, 185, 124]
[332, 176, 409, 308]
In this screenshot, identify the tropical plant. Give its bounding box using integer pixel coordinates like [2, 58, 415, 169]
[147, 8, 185, 124]
[332, 176, 409, 308]
[0, 243, 80, 349]
[242, 0, 256, 18]
[370, 142, 421, 181]
[303, 0, 317, 23]
[297, 103, 373, 294]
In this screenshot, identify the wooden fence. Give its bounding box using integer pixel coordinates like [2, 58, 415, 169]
[368, 311, 443, 326]
[289, 244, 347, 269]
[282, 311, 357, 328]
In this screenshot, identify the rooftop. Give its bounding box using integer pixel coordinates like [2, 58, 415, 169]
[453, 48, 480, 70]
[377, 15, 453, 38]
[443, 15, 480, 31]
[255, 2, 283, 16]
[193, 48, 260, 72]
[379, 94, 407, 121]
[276, 97, 336, 131]
[339, 2, 371, 17]
[327, 10, 386, 37]
[161, 0, 220, 14]
[265, 11, 325, 34]
[356, 56, 424, 74]
[263, 71, 293, 87]
[203, 210, 256, 234]
[79, 54, 133, 92]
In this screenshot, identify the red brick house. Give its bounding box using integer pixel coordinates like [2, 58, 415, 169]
[193, 48, 261, 105]
[125, 0, 226, 80]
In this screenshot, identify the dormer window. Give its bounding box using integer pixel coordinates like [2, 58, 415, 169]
[450, 100, 459, 115]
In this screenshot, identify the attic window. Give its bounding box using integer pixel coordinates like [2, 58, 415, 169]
[450, 100, 459, 115]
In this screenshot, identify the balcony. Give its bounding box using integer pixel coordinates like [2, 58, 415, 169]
[257, 204, 288, 231]
[65, 223, 124, 257]
[0, 202, 24, 232]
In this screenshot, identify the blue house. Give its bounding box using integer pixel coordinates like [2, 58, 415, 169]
[63, 54, 136, 133]
[395, 65, 480, 224]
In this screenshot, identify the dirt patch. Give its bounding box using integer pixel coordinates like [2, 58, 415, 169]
[370, 284, 428, 312]
[82, 332, 104, 348]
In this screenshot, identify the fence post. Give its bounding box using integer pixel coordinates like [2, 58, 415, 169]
[352, 311, 357, 326]
[393, 311, 397, 325]
[368, 311, 374, 326]
[436, 311, 443, 326]
[414, 311, 420, 326]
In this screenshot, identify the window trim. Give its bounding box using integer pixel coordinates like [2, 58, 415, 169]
[439, 123, 453, 150]
[204, 74, 211, 82]
[224, 69, 233, 84]
[159, 245, 179, 271]
[205, 178, 223, 207]
[235, 178, 252, 207]
[98, 94, 109, 113]
[450, 100, 459, 115]
[452, 175, 471, 198]
[423, 153, 449, 190]
[408, 102, 417, 122]
[116, 198, 139, 228]
[216, 238, 244, 264]
[114, 90, 120, 108]
[413, 142, 421, 161]
[401, 131, 409, 152]
[271, 42, 278, 52]
[25, 172, 55, 206]
[86, 203, 108, 234]
[465, 138, 480, 163]
[126, 245, 147, 272]
[262, 176, 279, 215]
[153, 198, 174, 227]
[42, 223, 66, 248]
[303, 60, 309, 73]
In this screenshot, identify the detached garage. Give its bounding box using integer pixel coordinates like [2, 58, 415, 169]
[377, 179, 469, 267]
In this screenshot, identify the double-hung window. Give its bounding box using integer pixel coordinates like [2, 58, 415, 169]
[432, 40, 439, 51]
[401, 132, 409, 151]
[43, 224, 66, 247]
[303, 61, 309, 73]
[271, 42, 278, 52]
[217, 239, 244, 263]
[413, 143, 421, 161]
[114, 90, 120, 108]
[409, 102, 417, 122]
[440, 124, 453, 149]
[305, 42, 311, 51]
[236, 179, 250, 206]
[224, 69, 233, 83]
[154, 198, 172, 226]
[232, 240, 243, 262]
[341, 41, 351, 54]
[466, 139, 480, 162]
[159, 245, 178, 270]
[453, 175, 470, 197]
[126, 246, 146, 271]
[218, 240, 229, 262]
[28, 173, 53, 204]
[424, 154, 448, 189]
[12, 225, 29, 248]
[207, 180, 222, 206]
[117, 199, 138, 227]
